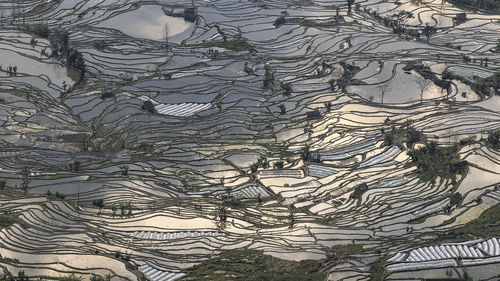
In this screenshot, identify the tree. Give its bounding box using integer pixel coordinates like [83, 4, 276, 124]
[274, 161, 284, 169]
[57, 30, 70, 54]
[325, 101, 332, 112]
[487, 130, 500, 148]
[111, 203, 117, 217]
[347, 0, 355, 12]
[422, 23, 436, 43]
[289, 208, 295, 228]
[278, 104, 286, 114]
[214, 203, 228, 229]
[55, 191, 66, 199]
[17, 270, 28, 281]
[119, 201, 127, 216]
[255, 156, 269, 169]
[0, 180, 6, 190]
[59, 273, 83, 281]
[127, 201, 133, 216]
[93, 199, 105, 214]
[250, 162, 259, 174]
[263, 63, 274, 88]
[151, 200, 158, 211]
[300, 144, 311, 161]
[280, 82, 292, 97]
[21, 167, 30, 195]
[328, 79, 336, 91]
[32, 23, 50, 38]
[119, 165, 129, 176]
[69, 160, 80, 171]
[67, 49, 85, 71]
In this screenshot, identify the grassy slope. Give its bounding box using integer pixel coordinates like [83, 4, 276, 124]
[180, 249, 326, 281]
[460, 203, 500, 237]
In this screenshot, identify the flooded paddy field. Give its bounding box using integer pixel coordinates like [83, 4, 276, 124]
[0, 0, 499, 280]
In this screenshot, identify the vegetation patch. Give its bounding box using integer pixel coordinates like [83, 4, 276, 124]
[486, 130, 500, 149]
[463, 203, 500, 234]
[0, 215, 17, 230]
[326, 244, 364, 261]
[180, 249, 326, 281]
[473, 72, 500, 96]
[26, 23, 50, 38]
[447, 0, 500, 12]
[23, 24, 85, 74]
[0, 267, 114, 281]
[407, 141, 465, 182]
[381, 119, 421, 147]
[369, 257, 388, 281]
[443, 71, 500, 97]
[302, 18, 340, 27]
[47, 173, 78, 180]
[198, 39, 255, 52]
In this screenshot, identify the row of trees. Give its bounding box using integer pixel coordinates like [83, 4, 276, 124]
[0, 65, 18, 76]
[461, 55, 489, 66]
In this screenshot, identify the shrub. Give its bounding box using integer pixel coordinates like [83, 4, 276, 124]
[274, 161, 284, 169]
[90, 275, 104, 281]
[92, 199, 104, 209]
[278, 104, 286, 114]
[69, 160, 80, 171]
[274, 16, 286, 27]
[487, 130, 500, 148]
[55, 192, 66, 199]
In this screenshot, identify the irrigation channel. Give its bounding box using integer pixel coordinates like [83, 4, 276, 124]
[0, 0, 500, 280]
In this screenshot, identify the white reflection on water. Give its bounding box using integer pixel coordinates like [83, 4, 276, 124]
[98, 5, 192, 41]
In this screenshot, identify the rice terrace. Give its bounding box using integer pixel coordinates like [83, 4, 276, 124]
[0, 0, 500, 280]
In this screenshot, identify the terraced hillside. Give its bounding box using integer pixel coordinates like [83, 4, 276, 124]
[0, 0, 499, 280]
